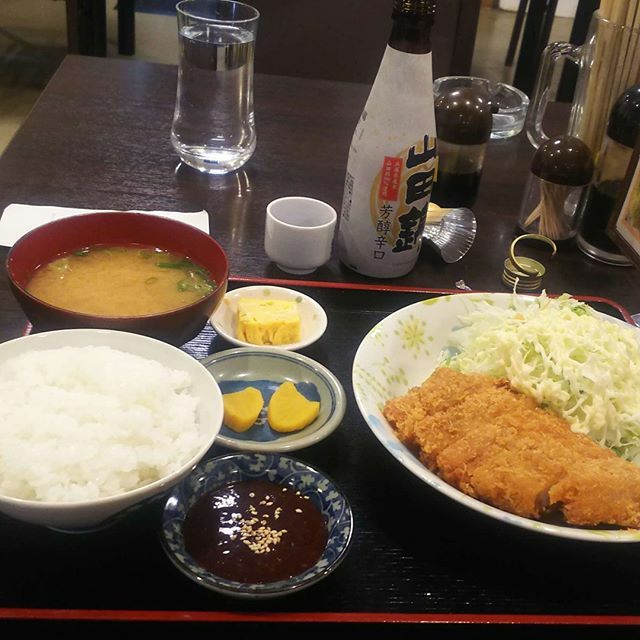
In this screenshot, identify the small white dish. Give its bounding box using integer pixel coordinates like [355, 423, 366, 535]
[210, 285, 328, 351]
[202, 347, 346, 452]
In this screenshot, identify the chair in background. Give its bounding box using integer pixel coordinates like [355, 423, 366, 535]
[510, 0, 559, 97]
[506, 0, 600, 100]
[65, 0, 135, 57]
[556, 0, 600, 102]
[64, 0, 481, 83]
[249, 0, 481, 83]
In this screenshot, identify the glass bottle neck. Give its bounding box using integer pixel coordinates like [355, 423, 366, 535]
[388, 14, 432, 54]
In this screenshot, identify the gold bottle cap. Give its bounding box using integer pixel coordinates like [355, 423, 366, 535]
[502, 234, 557, 292]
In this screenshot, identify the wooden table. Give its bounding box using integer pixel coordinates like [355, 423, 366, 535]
[2, 54, 639, 336]
[1, 55, 640, 638]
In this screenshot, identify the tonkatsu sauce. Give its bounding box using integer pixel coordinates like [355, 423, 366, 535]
[182, 479, 328, 583]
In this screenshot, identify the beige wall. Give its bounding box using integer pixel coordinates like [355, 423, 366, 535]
[1, 0, 67, 45]
[0, 1, 178, 63]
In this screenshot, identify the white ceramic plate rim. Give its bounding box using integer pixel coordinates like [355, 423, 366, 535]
[203, 346, 346, 452]
[210, 285, 328, 351]
[352, 292, 640, 543]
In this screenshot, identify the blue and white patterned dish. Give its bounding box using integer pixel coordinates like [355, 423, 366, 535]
[202, 347, 346, 452]
[161, 453, 354, 598]
[352, 292, 640, 543]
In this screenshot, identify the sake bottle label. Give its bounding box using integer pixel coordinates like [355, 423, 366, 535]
[338, 46, 437, 278]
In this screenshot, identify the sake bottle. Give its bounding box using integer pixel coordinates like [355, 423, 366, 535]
[338, 0, 437, 278]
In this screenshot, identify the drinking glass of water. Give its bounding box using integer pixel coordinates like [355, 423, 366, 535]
[171, 0, 259, 174]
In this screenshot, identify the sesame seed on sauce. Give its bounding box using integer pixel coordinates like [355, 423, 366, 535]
[182, 479, 327, 584]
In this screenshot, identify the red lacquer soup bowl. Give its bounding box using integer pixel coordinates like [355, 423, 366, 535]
[7, 211, 229, 346]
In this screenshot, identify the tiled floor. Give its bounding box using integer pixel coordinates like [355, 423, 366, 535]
[0, 3, 573, 154]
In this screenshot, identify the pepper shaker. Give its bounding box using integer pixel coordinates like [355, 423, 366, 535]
[518, 135, 593, 242]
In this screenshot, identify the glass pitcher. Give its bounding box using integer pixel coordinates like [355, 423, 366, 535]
[527, 11, 640, 156]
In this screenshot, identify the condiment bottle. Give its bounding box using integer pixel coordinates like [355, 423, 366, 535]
[577, 83, 640, 265]
[431, 86, 492, 209]
[337, 0, 437, 278]
[518, 135, 593, 242]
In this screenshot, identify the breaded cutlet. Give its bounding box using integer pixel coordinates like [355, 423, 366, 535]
[382, 367, 517, 454]
[549, 458, 640, 528]
[435, 423, 565, 518]
[434, 406, 616, 519]
[382, 367, 640, 529]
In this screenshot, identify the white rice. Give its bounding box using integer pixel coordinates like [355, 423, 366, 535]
[0, 345, 203, 502]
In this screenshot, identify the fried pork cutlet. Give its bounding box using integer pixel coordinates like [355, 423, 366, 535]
[382, 367, 640, 529]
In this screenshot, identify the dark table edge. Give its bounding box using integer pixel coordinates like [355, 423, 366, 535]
[7, 276, 637, 625]
[1, 608, 640, 626]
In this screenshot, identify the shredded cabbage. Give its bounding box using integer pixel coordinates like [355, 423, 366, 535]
[441, 293, 640, 463]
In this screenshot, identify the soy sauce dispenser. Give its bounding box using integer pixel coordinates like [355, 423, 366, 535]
[577, 83, 640, 265]
[431, 86, 492, 209]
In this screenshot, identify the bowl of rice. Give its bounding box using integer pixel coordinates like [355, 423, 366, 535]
[0, 328, 223, 530]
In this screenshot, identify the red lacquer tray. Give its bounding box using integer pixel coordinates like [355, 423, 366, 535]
[3, 278, 639, 639]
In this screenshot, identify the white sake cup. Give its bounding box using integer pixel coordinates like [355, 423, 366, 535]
[264, 197, 337, 274]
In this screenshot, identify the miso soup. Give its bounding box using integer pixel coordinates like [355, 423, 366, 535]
[26, 245, 216, 317]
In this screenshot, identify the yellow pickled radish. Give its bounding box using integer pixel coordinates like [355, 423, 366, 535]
[268, 381, 320, 433]
[222, 387, 264, 432]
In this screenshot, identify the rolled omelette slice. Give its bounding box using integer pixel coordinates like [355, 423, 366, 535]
[236, 298, 301, 345]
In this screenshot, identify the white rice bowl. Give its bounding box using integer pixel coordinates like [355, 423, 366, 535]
[0, 329, 223, 529]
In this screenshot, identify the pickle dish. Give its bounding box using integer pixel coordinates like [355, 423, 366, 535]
[201, 347, 345, 452]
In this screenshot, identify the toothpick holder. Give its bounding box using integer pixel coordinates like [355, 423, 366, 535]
[517, 136, 593, 242]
